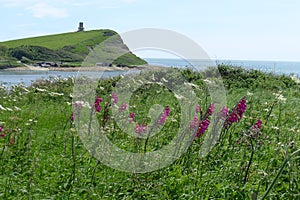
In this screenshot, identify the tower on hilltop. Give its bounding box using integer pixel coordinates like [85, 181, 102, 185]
[77, 22, 84, 32]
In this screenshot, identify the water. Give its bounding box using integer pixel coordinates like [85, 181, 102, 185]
[1, 59, 300, 88]
[0, 70, 134, 88]
[144, 58, 300, 76]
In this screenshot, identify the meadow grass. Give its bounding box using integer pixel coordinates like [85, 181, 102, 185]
[0, 65, 299, 199]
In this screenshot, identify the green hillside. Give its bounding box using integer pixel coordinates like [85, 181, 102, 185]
[0, 30, 147, 68]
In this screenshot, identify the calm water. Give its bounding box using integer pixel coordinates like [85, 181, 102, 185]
[1, 59, 300, 88]
[0, 70, 134, 88]
[144, 58, 300, 75]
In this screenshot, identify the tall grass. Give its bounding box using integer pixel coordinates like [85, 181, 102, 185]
[0, 65, 299, 199]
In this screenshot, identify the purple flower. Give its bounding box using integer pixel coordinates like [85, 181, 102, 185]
[0, 126, 4, 132]
[207, 103, 215, 116]
[252, 119, 262, 130]
[70, 112, 75, 122]
[196, 104, 201, 113]
[129, 112, 135, 123]
[196, 119, 210, 138]
[94, 96, 102, 113]
[189, 115, 199, 128]
[111, 92, 119, 104]
[157, 107, 171, 125]
[164, 106, 170, 116]
[220, 107, 228, 119]
[135, 123, 147, 134]
[223, 97, 247, 129]
[0, 133, 6, 138]
[120, 102, 127, 111]
[130, 112, 135, 119]
[95, 97, 103, 104]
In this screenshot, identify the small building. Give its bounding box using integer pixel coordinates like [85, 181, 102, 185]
[77, 22, 84, 32]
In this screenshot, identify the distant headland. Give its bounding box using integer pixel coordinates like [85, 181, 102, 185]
[0, 22, 147, 70]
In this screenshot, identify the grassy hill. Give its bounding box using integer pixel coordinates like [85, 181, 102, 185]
[0, 30, 147, 68]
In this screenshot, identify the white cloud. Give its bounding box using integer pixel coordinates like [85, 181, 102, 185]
[26, 2, 68, 18]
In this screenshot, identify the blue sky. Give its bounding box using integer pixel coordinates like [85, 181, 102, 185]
[0, 0, 300, 61]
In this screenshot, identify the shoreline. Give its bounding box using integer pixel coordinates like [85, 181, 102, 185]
[2, 65, 165, 72]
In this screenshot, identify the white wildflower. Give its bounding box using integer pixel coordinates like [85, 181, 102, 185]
[0, 105, 6, 111]
[162, 77, 168, 82]
[36, 88, 47, 92]
[6, 107, 13, 112]
[49, 92, 64, 97]
[152, 74, 156, 81]
[184, 82, 199, 89]
[174, 93, 185, 100]
[14, 106, 21, 111]
[247, 91, 253, 96]
[271, 126, 279, 130]
[73, 101, 91, 109]
[290, 75, 300, 84]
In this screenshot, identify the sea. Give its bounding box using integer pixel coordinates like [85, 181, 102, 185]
[1, 58, 300, 88]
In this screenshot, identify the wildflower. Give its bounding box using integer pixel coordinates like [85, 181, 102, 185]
[157, 107, 171, 125]
[189, 115, 199, 128]
[252, 119, 262, 130]
[0, 126, 4, 132]
[94, 96, 102, 113]
[220, 106, 228, 118]
[0, 133, 6, 138]
[196, 119, 210, 138]
[164, 106, 170, 116]
[247, 91, 253, 96]
[207, 103, 215, 116]
[0, 105, 6, 111]
[224, 97, 247, 129]
[129, 112, 135, 123]
[196, 104, 201, 113]
[228, 113, 239, 123]
[135, 123, 147, 134]
[73, 101, 91, 109]
[111, 92, 119, 104]
[70, 113, 75, 122]
[119, 102, 127, 111]
[236, 97, 247, 118]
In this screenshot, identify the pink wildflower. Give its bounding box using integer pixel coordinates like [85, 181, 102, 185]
[157, 107, 171, 125]
[196, 119, 210, 138]
[236, 97, 247, 118]
[94, 96, 102, 113]
[120, 102, 127, 111]
[70, 112, 75, 122]
[220, 107, 229, 118]
[135, 123, 147, 134]
[196, 104, 201, 113]
[189, 115, 199, 128]
[0, 133, 6, 138]
[252, 119, 262, 130]
[223, 97, 247, 129]
[164, 106, 170, 116]
[207, 103, 215, 116]
[95, 97, 103, 104]
[111, 92, 119, 104]
[129, 112, 135, 123]
[0, 126, 4, 132]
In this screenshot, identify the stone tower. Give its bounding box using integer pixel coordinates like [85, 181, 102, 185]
[78, 22, 84, 32]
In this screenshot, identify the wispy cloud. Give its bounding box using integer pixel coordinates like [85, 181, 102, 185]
[26, 2, 68, 18]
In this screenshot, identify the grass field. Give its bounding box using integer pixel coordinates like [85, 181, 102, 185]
[0, 30, 116, 51]
[0, 65, 299, 199]
[0, 30, 147, 67]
